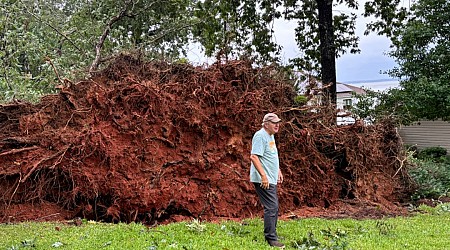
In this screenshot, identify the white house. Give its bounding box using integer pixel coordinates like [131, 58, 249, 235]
[336, 83, 365, 125]
[295, 73, 398, 125]
[335, 79, 400, 125]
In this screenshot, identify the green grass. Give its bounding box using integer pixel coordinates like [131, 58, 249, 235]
[1, 203, 449, 250]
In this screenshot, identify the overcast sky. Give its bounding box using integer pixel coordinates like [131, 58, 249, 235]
[187, 4, 401, 89]
[272, 6, 399, 84]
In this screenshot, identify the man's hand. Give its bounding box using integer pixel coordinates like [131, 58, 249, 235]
[261, 175, 269, 189]
[278, 170, 283, 184]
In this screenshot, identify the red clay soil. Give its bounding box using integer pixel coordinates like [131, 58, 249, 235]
[0, 55, 412, 225]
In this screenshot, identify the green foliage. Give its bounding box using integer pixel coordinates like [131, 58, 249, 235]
[417, 147, 448, 160]
[363, 0, 409, 37]
[407, 157, 450, 200]
[185, 219, 206, 233]
[390, 77, 450, 123]
[413, 202, 450, 215]
[294, 95, 308, 106]
[351, 89, 385, 123]
[375, 221, 395, 236]
[0, 0, 197, 103]
[352, 0, 450, 124]
[351, 87, 414, 125]
[365, 0, 450, 123]
[0, 0, 426, 108]
[293, 231, 322, 249]
[292, 228, 350, 249]
[0, 0, 61, 102]
[436, 203, 450, 214]
[192, 0, 284, 64]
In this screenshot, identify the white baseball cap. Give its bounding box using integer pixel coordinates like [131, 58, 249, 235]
[262, 113, 281, 123]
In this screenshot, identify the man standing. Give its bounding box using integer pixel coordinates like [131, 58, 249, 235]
[250, 113, 284, 248]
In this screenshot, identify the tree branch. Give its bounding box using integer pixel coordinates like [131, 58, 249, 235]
[146, 20, 200, 45]
[89, 0, 135, 73]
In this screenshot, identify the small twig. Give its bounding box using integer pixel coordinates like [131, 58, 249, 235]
[7, 173, 22, 210]
[63, 113, 75, 130]
[280, 107, 311, 112]
[20, 148, 68, 183]
[393, 154, 408, 178]
[150, 137, 175, 148]
[0, 146, 39, 157]
[393, 127, 408, 178]
[44, 57, 64, 85]
[35, 213, 61, 221]
[50, 147, 69, 169]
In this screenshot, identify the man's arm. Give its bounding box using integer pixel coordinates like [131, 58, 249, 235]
[250, 154, 269, 189]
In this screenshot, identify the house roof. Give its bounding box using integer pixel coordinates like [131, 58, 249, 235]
[293, 71, 366, 95]
[337, 83, 365, 94]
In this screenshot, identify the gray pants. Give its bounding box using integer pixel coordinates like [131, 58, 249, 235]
[254, 183, 279, 241]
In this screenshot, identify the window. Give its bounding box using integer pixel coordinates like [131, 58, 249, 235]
[343, 99, 352, 110]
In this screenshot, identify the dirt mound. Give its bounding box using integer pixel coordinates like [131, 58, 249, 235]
[0, 55, 411, 224]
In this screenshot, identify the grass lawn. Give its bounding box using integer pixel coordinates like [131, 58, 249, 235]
[1, 203, 449, 249]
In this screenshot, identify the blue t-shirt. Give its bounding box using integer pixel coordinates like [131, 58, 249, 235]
[250, 128, 280, 184]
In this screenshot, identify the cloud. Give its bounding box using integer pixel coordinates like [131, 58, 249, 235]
[336, 34, 397, 82]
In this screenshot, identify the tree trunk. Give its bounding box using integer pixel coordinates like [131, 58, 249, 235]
[317, 0, 336, 106]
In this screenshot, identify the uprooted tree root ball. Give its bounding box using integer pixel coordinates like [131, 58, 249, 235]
[0, 55, 412, 224]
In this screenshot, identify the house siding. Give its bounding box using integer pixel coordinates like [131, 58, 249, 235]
[336, 92, 356, 125]
[398, 120, 450, 151]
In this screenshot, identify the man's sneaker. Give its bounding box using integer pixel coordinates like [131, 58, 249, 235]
[267, 240, 285, 248]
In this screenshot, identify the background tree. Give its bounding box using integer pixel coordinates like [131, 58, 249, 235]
[192, 0, 282, 64]
[0, 0, 196, 102]
[352, 88, 415, 124]
[193, 0, 361, 106]
[363, 0, 450, 124]
[283, 0, 359, 106]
